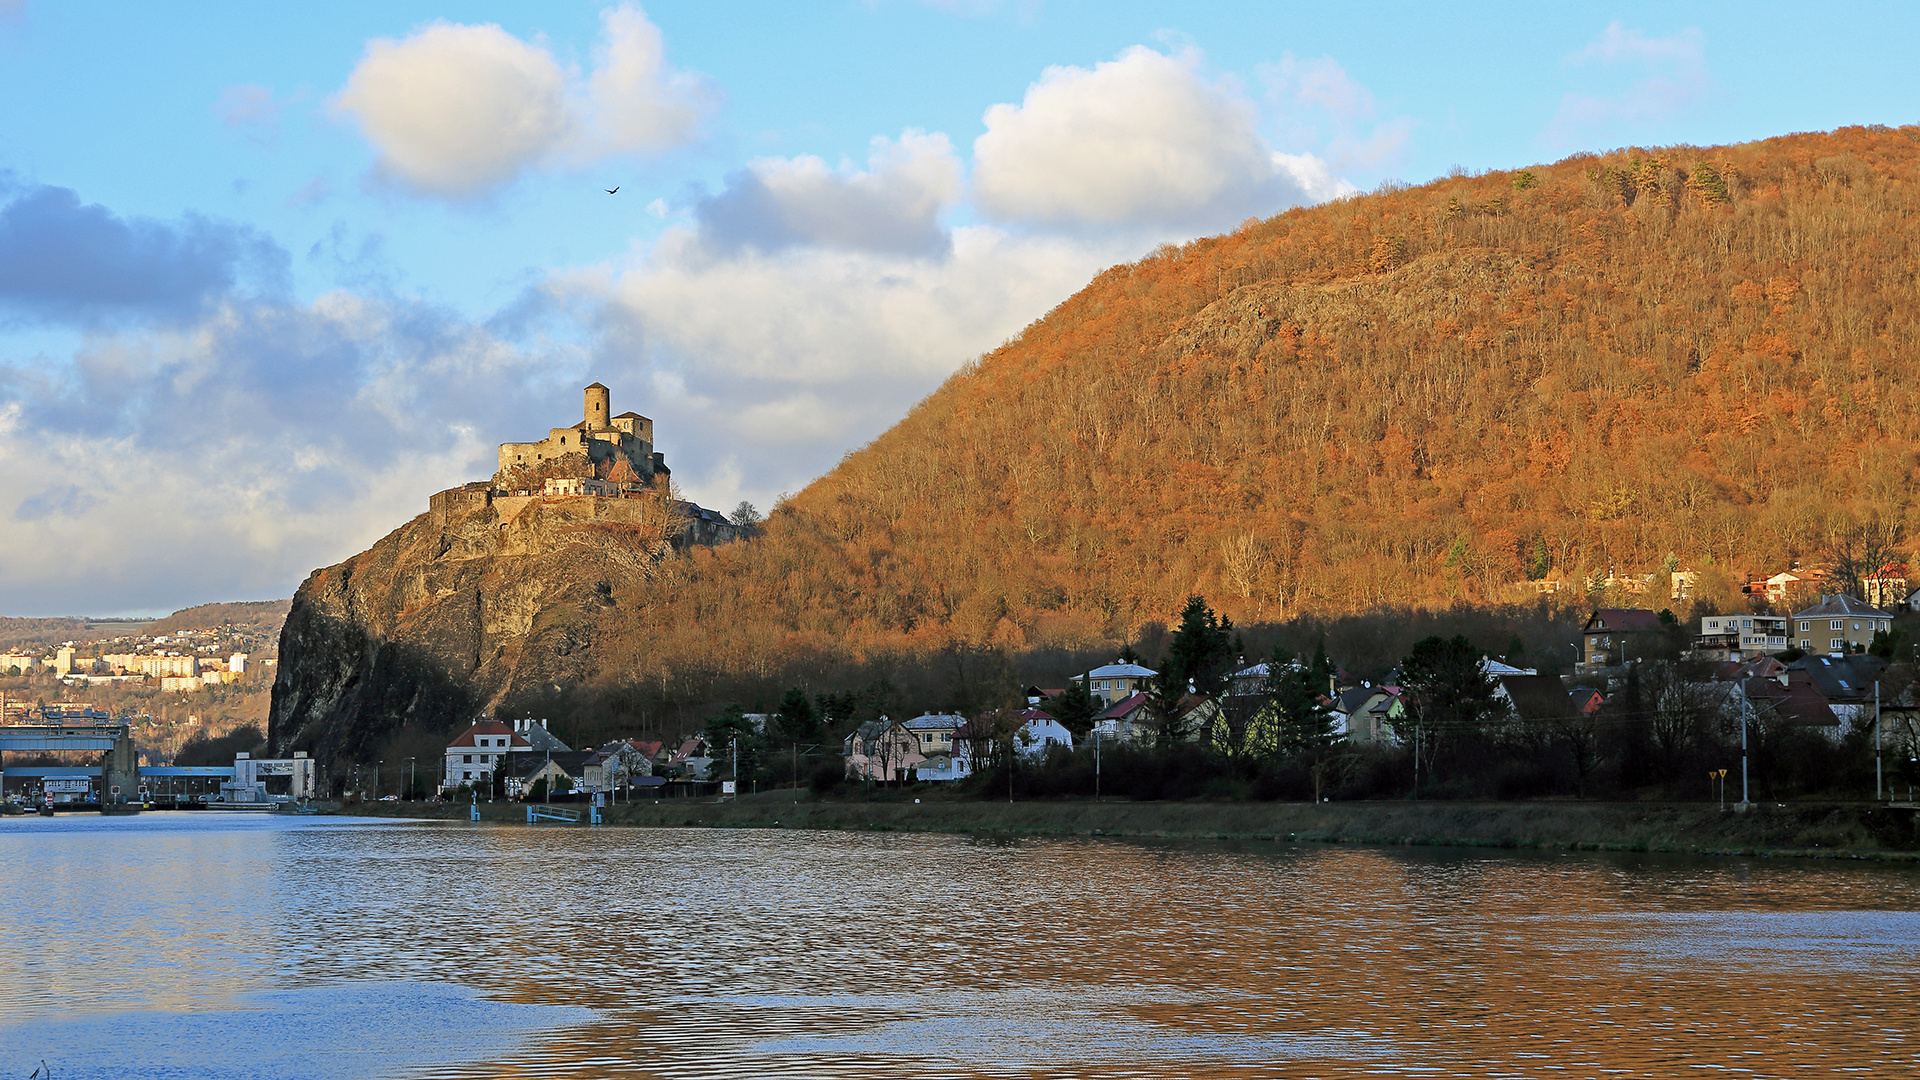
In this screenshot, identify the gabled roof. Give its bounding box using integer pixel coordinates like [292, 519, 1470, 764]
[901, 713, 967, 731]
[1792, 594, 1890, 619]
[612, 410, 646, 420]
[516, 723, 570, 753]
[1334, 686, 1376, 715]
[445, 721, 533, 750]
[584, 381, 609, 391]
[1786, 654, 1886, 701]
[1099, 691, 1152, 720]
[1364, 690, 1402, 716]
[1724, 656, 1787, 680]
[1498, 675, 1577, 723]
[1582, 608, 1665, 633]
[603, 456, 643, 484]
[509, 750, 596, 779]
[1745, 677, 1837, 728]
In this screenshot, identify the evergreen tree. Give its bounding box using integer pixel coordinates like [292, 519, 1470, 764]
[1529, 536, 1553, 580]
[1266, 649, 1332, 756]
[1504, 634, 1528, 668]
[774, 688, 818, 742]
[1149, 596, 1236, 745]
[703, 705, 763, 780]
[1042, 677, 1101, 738]
[1400, 635, 1500, 731]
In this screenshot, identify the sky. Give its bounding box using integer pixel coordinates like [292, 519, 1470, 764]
[2, 1, 1917, 617]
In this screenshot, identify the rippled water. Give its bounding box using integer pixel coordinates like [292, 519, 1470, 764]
[2, 813, 1917, 1078]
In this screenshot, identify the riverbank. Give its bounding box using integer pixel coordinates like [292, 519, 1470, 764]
[342, 792, 1920, 861]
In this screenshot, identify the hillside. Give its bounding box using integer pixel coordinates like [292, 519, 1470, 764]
[0, 616, 151, 651]
[273, 125, 1920, 760]
[144, 599, 291, 641]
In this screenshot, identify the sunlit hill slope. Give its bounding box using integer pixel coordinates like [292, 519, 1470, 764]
[274, 125, 1920, 754]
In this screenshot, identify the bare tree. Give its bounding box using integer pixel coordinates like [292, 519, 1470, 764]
[1823, 520, 1899, 599]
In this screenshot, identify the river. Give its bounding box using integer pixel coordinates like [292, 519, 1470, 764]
[1, 813, 1916, 1078]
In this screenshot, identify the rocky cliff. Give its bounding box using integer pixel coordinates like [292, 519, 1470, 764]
[268, 490, 683, 761]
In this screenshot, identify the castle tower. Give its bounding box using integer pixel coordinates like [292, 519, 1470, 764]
[584, 382, 610, 430]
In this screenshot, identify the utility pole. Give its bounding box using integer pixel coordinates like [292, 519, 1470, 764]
[1875, 679, 1883, 801]
[1094, 728, 1101, 801]
[1412, 720, 1421, 801]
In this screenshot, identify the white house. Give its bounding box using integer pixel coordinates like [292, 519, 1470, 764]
[442, 721, 533, 789]
[1695, 614, 1789, 660]
[1013, 709, 1074, 758]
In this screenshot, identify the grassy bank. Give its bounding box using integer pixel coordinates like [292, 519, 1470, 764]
[342, 792, 1920, 861]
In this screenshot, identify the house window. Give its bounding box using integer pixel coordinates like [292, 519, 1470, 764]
[1799, 621, 1810, 632]
[1831, 639, 1845, 651]
[1832, 621, 1844, 631]
[462, 771, 472, 780]
[1742, 620, 1752, 629]
[463, 754, 473, 763]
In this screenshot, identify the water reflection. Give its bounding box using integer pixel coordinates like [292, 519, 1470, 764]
[1, 815, 1916, 1078]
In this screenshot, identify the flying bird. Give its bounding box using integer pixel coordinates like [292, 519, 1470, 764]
[605, 186, 619, 195]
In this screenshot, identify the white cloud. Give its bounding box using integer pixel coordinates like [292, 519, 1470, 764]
[332, 4, 709, 198]
[213, 84, 283, 139]
[584, 221, 1126, 512]
[971, 46, 1345, 232]
[1546, 23, 1708, 147]
[0, 292, 590, 614]
[1260, 54, 1412, 173]
[694, 130, 962, 256]
[587, 4, 708, 155]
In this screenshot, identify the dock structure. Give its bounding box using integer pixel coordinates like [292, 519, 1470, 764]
[0, 723, 141, 807]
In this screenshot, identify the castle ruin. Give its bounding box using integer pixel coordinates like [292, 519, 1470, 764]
[428, 383, 743, 547]
[496, 382, 664, 487]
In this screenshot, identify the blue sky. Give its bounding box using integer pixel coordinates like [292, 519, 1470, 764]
[2, 0, 1916, 616]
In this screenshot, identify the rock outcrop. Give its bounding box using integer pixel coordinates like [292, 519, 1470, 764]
[268, 491, 684, 761]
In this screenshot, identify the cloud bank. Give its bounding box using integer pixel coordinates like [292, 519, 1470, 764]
[0, 178, 286, 326]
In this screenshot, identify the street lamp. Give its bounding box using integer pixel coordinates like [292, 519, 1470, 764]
[404, 757, 416, 801]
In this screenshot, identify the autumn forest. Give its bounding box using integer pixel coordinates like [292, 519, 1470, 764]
[590, 125, 1920, 697]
